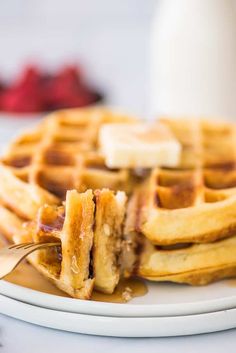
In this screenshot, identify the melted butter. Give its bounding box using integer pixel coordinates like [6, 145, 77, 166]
[4, 260, 147, 302]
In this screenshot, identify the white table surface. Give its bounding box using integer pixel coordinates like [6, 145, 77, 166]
[1, 117, 236, 351]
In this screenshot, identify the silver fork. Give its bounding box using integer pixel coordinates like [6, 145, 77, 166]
[0, 242, 60, 279]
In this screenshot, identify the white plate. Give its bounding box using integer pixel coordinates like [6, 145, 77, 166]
[0, 279, 236, 317]
[1, 294, 236, 337]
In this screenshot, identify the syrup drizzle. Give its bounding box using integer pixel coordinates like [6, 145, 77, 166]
[4, 261, 147, 303]
[1, 233, 147, 302]
[226, 278, 236, 287]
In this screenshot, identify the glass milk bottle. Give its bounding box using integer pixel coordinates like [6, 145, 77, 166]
[150, 0, 236, 120]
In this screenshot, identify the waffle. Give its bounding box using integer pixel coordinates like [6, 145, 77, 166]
[160, 118, 236, 169]
[0, 108, 136, 208]
[0, 107, 130, 297]
[10, 188, 126, 299]
[123, 189, 236, 285]
[1, 110, 236, 294]
[129, 168, 236, 246]
[135, 235, 236, 285]
[120, 117, 236, 285]
[123, 119, 236, 245]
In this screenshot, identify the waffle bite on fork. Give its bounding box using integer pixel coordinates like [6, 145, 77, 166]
[12, 189, 127, 299]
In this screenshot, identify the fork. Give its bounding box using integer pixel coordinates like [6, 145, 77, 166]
[0, 242, 60, 279]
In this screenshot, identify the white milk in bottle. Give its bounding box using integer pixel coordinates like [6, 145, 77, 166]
[150, 0, 236, 120]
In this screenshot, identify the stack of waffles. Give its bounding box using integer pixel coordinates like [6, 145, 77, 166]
[1, 107, 236, 299]
[124, 118, 236, 285]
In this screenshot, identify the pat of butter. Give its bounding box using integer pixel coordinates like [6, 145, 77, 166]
[99, 122, 181, 168]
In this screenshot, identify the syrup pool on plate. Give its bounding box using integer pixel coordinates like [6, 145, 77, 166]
[4, 260, 148, 303]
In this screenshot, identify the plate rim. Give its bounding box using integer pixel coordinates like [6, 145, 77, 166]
[1, 293, 236, 337]
[1, 279, 236, 317]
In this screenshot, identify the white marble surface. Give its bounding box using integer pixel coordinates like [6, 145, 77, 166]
[1, 313, 236, 353]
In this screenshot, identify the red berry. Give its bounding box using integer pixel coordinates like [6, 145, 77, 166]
[0, 64, 102, 113]
[13, 65, 42, 90]
[1, 86, 44, 113]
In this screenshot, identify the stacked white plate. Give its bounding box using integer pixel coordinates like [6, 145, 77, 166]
[0, 279, 236, 337]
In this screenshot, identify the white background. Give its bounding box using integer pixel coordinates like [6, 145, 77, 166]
[0, 0, 157, 116]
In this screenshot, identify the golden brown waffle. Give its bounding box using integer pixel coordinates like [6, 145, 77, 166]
[2, 111, 236, 293]
[0, 108, 136, 206]
[93, 189, 127, 293]
[160, 118, 236, 169]
[123, 189, 236, 285]
[134, 235, 236, 285]
[130, 167, 236, 245]
[122, 119, 236, 246]
[6, 188, 126, 299]
[120, 118, 236, 285]
[0, 164, 60, 220]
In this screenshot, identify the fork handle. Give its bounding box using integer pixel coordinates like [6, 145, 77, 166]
[0, 242, 60, 279]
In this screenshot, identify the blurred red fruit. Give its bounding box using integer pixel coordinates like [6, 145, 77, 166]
[0, 64, 102, 114]
[1, 88, 44, 113]
[13, 66, 42, 91]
